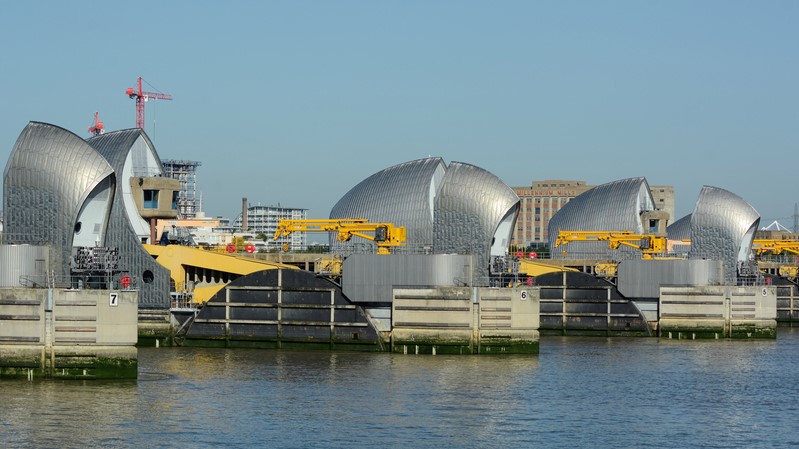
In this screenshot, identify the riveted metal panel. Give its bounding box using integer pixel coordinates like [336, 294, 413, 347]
[688, 186, 759, 285]
[330, 157, 445, 252]
[666, 214, 692, 257]
[667, 214, 692, 241]
[331, 158, 519, 283]
[88, 130, 171, 307]
[3, 122, 115, 279]
[548, 177, 655, 259]
[433, 161, 520, 280]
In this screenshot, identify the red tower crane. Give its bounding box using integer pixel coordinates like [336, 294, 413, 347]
[88, 111, 105, 136]
[125, 76, 172, 129]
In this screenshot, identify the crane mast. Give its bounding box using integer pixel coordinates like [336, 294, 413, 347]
[125, 76, 172, 129]
[88, 111, 104, 136]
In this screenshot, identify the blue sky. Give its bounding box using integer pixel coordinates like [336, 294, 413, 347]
[1, 1, 797, 225]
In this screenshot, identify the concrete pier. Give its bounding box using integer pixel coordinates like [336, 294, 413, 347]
[658, 285, 777, 339]
[0, 288, 139, 379]
[391, 286, 540, 354]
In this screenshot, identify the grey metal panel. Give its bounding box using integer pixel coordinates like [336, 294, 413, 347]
[3, 122, 115, 278]
[88, 129, 165, 176]
[548, 177, 655, 259]
[433, 161, 520, 280]
[667, 214, 692, 240]
[688, 186, 760, 285]
[666, 214, 692, 257]
[88, 130, 171, 308]
[331, 158, 519, 283]
[342, 254, 475, 304]
[0, 245, 49, 287]
[330, 158, 445, 252]
[617, 259, 724, 299]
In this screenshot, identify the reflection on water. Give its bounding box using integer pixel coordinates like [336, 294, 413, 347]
[2, 330, 798, 448]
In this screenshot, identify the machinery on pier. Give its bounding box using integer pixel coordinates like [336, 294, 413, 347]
[752, 239, 799, 256]
[752, 239, 799, 281]
[555, 230, 668, 260]
[273, 218, 406, 255]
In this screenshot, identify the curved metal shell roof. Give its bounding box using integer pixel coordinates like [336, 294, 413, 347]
[3, 122, 115, 276]
[688, 186, 759, 284]
[667, 214, 692, 241]
[330, 157, 445, 251]
[433, 161, 519, 276]
[330, 158, 518, 282]
[88, 128, 165, 174]
[548, 177, 656, 259]
[88, 129, 172, 308]
[666, 213, 693, 257]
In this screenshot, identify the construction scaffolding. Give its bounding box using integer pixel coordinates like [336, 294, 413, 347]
[162, 159, 202, 219]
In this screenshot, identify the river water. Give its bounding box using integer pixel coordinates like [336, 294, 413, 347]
[2, 329, 798, 448]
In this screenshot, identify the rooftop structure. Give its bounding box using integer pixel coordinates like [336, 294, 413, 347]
[548, 177, 661, 260]
[329, 157, 519, 281]
[4, 122, 179, 307]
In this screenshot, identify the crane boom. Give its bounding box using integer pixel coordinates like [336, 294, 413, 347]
[125, 76, 172, 129]
[273, 218, 406, 255]
[555, 230, 667, 259]
[752, 239, 799, 256]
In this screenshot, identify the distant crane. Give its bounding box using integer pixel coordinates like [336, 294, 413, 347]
[125, 76, 172, 129]
[88, 111, 105, 136]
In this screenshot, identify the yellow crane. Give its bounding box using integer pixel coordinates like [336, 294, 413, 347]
[752, 239, 799, 256]
[751, 239, 799, 281]
[273, 219, 406, 255]
[555, 230, 668, 260]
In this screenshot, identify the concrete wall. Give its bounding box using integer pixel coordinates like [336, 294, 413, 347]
[391, 286, 539, 354]
[659, 285, 777, 339]
[0, 288, 138, 379]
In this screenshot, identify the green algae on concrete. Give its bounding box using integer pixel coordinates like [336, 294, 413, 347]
[659, 325, 777, 340]
[180, 335, 385, 352]
[0, 346, 137, 380]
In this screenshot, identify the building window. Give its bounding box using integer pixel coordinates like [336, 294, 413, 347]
[143, 190, 159, 208]
[172, 191, 179, 210]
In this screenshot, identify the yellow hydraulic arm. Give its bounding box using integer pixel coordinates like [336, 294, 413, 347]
[273, 218, 406, 255]
[752, 240, 799, 256]
[555, 230, 667, 259]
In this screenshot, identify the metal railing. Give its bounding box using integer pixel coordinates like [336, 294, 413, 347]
[17, 273, 140, 291]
